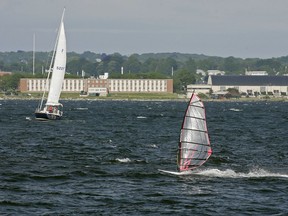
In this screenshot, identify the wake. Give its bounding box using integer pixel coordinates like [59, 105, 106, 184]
[196, 168, 288, 179]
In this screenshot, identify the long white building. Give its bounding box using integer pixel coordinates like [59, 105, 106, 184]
[19, 78, 173, 94]
[109, 79, 170, 92]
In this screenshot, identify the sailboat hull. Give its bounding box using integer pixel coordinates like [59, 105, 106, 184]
[35, 111, 62, 120]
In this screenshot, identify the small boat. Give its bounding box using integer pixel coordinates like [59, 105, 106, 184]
[159, 93, 212, 174]
[35, 9, 66, 120]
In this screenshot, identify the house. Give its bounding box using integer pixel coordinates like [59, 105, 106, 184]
[245, 70, 268, 76]
[0, 71, 12, 76]
[208, 75, 288, 96]
[187, 75, 288, 98]
[207, 70, 225, 76]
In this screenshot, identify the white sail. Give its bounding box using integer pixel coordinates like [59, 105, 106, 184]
[46, 17, 66, 106]
[177, 93, 212, 172]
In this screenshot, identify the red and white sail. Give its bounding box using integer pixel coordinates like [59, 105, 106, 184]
[177, 93, 212, 172]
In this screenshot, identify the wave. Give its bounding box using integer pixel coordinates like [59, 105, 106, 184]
[137, 116, 147, 119]
[229, 108, 242, 112]
[196, 168, 288, 179]
[75, 107, 88, 110]
[149, 144, 158, 148]
[116, 158, 131, 163]
[25, 116, 32, 121]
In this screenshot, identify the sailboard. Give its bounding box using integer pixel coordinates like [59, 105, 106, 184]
[35, 8, 67, 120]
[159, 93, 212, 175]
[158, 169, 195, 176]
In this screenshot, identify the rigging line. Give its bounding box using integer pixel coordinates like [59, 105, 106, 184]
[190, 96, 202, 104]
[184, 115, 206, 121]
[179, 148, 211, 153]
[182, 128, 208, 133]
[190, 97, 204, 104]
[189, 104, 205, 109]
[180, 141, 210, 146]
[180, 157, 208, 161]
[179, 151, 210, 157]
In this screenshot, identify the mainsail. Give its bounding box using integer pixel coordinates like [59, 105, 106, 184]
[35, 8, 66, 120]
[177, 93, 212, 172]
[46, 11, 66, 106]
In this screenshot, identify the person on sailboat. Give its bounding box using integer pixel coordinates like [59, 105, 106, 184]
[48, 106, 53, 113]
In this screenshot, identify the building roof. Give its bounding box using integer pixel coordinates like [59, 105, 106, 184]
[210, 75, 288, 86]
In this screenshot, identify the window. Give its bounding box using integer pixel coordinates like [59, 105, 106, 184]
[260, 86, 266, 93]
[247, 90, 253, 95]
[220, 86, 226, 91]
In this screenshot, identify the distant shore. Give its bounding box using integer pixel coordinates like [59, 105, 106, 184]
[1, 93, 288, 102]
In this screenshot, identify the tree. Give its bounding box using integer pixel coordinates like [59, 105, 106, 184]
[184, 58, 197, 73]
[254, 59, 281, 74]
[226, 88, 241, 98]
[197, 58, 221, 71]
[107, 61, 119, 73]
[66, 58, 94, 75]
[222, 56, 242, 74]
[123, 55, 142, 73]
[0, 73, 25, 92]
[141, 58, 158, 73]
[173, 69, 196, 93]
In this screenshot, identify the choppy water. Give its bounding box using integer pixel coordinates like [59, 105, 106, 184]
[0, 99, 287, 215]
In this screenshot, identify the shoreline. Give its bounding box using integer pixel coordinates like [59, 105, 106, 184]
[1, 96, 288, 102]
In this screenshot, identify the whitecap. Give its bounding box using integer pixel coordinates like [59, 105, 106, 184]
[196, 168, 238, 178]
[116, 158, 131, 163]
[76, 107, 88, 110]
[137, 116, 147, 119]
[195, 168, 288, 179]
[150, 144, 158, 148]
[229, 108, 242, 112]
[244, 168, 288, 178]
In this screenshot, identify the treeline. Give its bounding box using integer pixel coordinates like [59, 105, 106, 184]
[1, 51, 288, 93]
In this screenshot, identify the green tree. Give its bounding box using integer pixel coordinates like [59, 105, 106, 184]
[0, 73, 24, 92]
[66, 58, 94, 75]
[226, 88, 241, 98]
[173, 69, 196, 93]
[222, 56, 242, 74]
[141, 58, 158, 73]
[197, 58, 221, 71]
[123, 55, 142, 73]
[254, 59, 281, 74]
[184, 58, 197, 73]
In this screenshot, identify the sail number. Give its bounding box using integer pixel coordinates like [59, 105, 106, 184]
[56, 66, 65, 71]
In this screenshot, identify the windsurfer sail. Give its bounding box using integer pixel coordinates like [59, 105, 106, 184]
[177, 93, 212, 172]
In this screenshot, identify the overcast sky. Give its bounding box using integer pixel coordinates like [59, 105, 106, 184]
[1, 0, 288, 59]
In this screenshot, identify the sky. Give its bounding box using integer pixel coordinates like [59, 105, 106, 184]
[1, 0, 288, 59]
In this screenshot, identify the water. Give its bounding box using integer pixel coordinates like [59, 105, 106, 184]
[0, 99, 287, 215]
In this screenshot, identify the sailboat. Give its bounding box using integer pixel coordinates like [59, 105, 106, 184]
[35, 9, 67, 120]
[159, 93, 212, 175]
